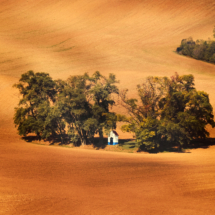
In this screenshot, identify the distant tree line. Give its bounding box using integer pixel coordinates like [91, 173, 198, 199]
[176, 27, 215, 64]
[14, 71, 215, 151]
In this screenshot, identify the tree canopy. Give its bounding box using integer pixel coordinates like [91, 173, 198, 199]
[13, 71, 57, 139]
[14, 71, 214, 152]
[88, 71, 119, 144]
[14, 71, 119, 145]
[119, 73, 215, 151]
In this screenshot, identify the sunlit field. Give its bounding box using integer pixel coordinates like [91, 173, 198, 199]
[1, 0, 215, 214]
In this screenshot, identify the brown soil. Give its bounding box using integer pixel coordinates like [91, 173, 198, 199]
[1, 0, 215, 214]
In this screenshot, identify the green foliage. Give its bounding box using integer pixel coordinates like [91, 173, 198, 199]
[14, 70, 214, 151]
[177, 37, 196, 56]
[58, 74, 95, 145]
[13, 71, 57, 139]
[88, 71, 119, 144]
[14, 71, 119, 145]
[120, 73, 215, 151]
[176, 28, 215, 64]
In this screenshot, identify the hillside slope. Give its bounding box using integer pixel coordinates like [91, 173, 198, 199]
[1, 1, 215, 214]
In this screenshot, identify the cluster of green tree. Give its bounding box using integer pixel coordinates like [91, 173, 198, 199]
[176, 27, 215, 64]
[14, 71, 215, 151]
[14, 71, 119, 145]
[118, 73, 215, 151]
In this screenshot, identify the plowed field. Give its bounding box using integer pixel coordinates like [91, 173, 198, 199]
[1, 1, 215, 214]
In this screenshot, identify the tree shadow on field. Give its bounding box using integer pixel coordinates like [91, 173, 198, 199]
[92, 138, 138, 152]
[116, 140, 185, 154]
[91, 138, 138, 150]
[183, 138, 215, 150]
[22, 135, 215, 153]
[91, 137, 108, 149]
[22, 134, 71, 145]
[22, 135, 41, 142]
[118, 139, 138, 149]
[47, 134, 71, 145]
[145, 138, 215, 154]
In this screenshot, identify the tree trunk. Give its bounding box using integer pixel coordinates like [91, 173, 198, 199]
[36, 132, 41, 141]
[99, 128, 104, 145]
[60, 135, 64, 145]
[59, 123, 65, 145]
[81, 138, 87, 146]
[178, 142, 182, 152]
[81, 130, 88, 146]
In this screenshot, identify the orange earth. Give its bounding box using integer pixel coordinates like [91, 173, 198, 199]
[1, 0, 215, 214]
